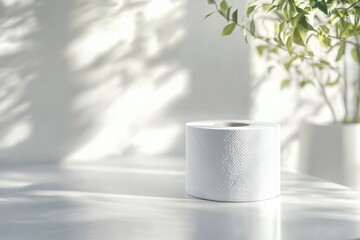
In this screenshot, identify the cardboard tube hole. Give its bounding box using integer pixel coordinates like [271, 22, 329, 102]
[213, 122, 250, 127]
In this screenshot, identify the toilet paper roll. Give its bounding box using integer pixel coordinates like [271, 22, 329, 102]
[186, 120, 280, 202]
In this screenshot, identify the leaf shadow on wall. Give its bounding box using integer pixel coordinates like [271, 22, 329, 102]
[0, 0, 89, 163]
[143, 0, 251, 155]
[0, 0, 251, 163]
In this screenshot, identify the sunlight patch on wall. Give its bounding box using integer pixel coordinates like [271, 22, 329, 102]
[143, 0, 185, 58]
[0, 11, 38, 54]
[1, 0, 34, 7]
[0, 0, 38, 154]
[0, 119, 32, 149]
[63, 0, 189, 161]
[144, 0, 178, 21]
[67, 10, 135, 70]
[66, 68, 189, 161]
[0, 70, 33, 149]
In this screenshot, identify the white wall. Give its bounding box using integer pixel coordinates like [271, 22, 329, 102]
[1, 0, 341, 169]
[0, 0, 251, 163]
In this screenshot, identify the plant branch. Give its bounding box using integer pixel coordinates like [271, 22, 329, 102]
[333, 0, 360, 10]
[210, 0, 355, 123]
[213, 10, 345, 74]
[312, 66, 338, 122]
[213, 2, 360, 68]
[326, 35, 360, 48]
[343, 44, 349, 122]
[346, 0, 360, 10]
[355, 37, 360, 121]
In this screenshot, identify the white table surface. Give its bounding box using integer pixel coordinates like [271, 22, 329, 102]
[1, 157, 360, 240]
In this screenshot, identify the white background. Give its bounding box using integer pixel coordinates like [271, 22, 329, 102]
[0, 0, 338, 169]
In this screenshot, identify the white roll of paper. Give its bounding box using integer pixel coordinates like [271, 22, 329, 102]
[186, 120, 280, 202]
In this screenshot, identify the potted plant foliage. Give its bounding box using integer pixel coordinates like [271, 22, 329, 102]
[206, 0, 360, 188]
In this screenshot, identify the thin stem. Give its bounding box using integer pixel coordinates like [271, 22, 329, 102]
[355, 37, 360, 121]
[343, 43, 349, 122]
[320, 83, 338, 123]
[312, 63, 338, 122]
[327, 35, 360, 48]
[346, 0, 360, 10]
[355, 77, 360, 122]
[334, 0, 360, 10]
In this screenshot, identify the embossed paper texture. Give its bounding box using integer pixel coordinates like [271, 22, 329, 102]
[186, 122, 280, 202]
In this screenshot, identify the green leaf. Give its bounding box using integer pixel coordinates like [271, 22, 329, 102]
[280, 79, 291, 89]
[351, 47, 360, 64]
[277, 22, 285, 45]
[232, 9, 238, 24]
[271, 47, 278, 54]
[284, 61, 292, 70]
[250, 20, 255, 36]
[314, 62, 325, 69]
[261, 4, 269, 11]
[338, 18, 346, 35]
[204, 11, 216, 20]
[247, 6, 256, 17]
[315, 2, 328, 15]
[333, 9, 348, 18]
[219, 0, 229, 17]
[283, 0, 297, 19]
[330, 15, 337, 25]
[319, 25, 329, 34]
[278, 0, 286, 8]
[286, 36, 293, 53]
[226, 6, 232, 21]
[284, 55, 299, 70]
[299, 15, 314, 31]
[341, 23, 360, 39]
[314, 60, 330, 70]
[355, 6, 360, 25]
[335, 42, 345, 62]
[220, 0, 228, 11]
[274, 22, 279, 35]
[310, 0, 316, 8]
[299, 80, 314, 88]
[299, 53, 305, 62]
[207, 0, 216, 4]
[222, 23, 236, 36]
[267, 5, 277, 12]
[324, 78, 339, 87]
[256, 45, 268, 56]
[318, 32, 331, 48]
[291, 13, 303, 28]
[288, 0, 296, 8]
[293, 27, 306, 46]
